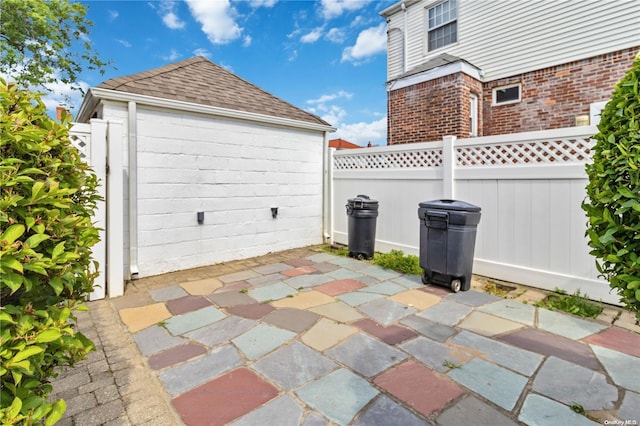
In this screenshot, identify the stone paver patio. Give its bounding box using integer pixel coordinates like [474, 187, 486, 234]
[51, 246, 640, 425]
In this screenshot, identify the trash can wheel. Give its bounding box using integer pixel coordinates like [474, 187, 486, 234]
[421, 271, 430, 285]
[451, 279, 462, 293]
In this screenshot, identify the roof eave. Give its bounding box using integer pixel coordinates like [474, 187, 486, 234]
[82, 87, 336, 133]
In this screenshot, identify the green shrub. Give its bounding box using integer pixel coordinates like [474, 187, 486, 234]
[373, 250, 422, 275]
[582, 52, 640, 320]
[535, 288, 604, 319]
[1, 79, 100, 424]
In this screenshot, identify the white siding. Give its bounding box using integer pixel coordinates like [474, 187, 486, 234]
[103, 103, 325, 278]
[386, 0, 640, 81]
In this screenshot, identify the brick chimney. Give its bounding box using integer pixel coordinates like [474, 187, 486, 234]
[56, 104, 68, 121]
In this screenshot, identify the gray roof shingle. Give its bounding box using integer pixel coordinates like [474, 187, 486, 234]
[97, 56, 330, 127]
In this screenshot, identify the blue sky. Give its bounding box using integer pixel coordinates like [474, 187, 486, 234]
[48, 0, 396, 146]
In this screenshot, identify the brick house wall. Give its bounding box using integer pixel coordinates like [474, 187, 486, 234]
[387, 47, 638, 144]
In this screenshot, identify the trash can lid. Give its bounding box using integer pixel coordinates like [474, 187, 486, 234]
[419, 199, 480, 212]
[347, 194, 378, 209]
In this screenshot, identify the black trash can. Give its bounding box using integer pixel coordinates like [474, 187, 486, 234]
[418, 199, 481, 292]
[346, 194, 379, 260]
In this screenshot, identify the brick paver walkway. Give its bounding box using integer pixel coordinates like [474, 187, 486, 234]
[51, 246, 640, 425]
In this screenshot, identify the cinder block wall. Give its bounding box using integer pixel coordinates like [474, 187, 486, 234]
[104, 103, 325, 278]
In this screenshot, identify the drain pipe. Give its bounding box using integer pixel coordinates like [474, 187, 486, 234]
[128, 101, 139, 280]
[322, 131, 333, 244]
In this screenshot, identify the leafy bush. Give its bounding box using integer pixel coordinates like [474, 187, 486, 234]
[1, 79, 100, 424]
[535, 288, 603, 319]
[582, 52, 640, 320]
[373, 250, 422, 275]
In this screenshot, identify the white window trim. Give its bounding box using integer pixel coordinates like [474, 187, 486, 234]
[469, 93, 478, 137]
[492, 83, 522, 106]
[425, 0, 458, 53]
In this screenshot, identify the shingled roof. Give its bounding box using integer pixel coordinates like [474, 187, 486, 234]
[96, 56, 330, 127]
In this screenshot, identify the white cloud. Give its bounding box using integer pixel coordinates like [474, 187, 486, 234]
[162, 49, 181, 61]
[320, 0, 370, 20]
[185, 0, 242, 45]
[341, 22, 386, 64]
[325, 27, 346, 43]
[115, 39, 132, 48]
[301, 27, 324, 44]
[243, 35, 252, 47]
[159, 1, 186, 29]
[193, 48, 211, 58]
[163, 12, 186, 29]
[249, 0, 278, 7]
[307, 90, 353, 105]
[108, 10, 119, 21]
[334, 117, 387, 146]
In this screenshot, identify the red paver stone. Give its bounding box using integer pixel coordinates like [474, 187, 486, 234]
[148, 344, 207, 370]
[172, 368, 278, 426]
[354, 319, 418, 345]
[584, 326, 640, 358]
[226, 303, 275, 319]
[374, 360, 464, 416]
[284, 258, 316, 267]
[315, 279, 366, 296]
[497, 328, 601, 370]
[262, 308, 321, 332]
[282, 266, 318, 277]
[165, 295, 212, 315]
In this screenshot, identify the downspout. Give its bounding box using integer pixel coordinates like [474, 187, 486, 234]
[401, 1, 408, 74]
[128, 101, 139, 280]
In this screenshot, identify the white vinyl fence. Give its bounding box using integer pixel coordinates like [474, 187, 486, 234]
[331, 126, 620, 305]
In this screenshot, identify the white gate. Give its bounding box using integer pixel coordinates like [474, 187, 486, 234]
[70, 120, 124, 299]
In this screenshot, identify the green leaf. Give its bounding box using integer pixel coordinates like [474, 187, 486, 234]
[45, 400, 67, 426]
[13, 346, 44, 363]
[8, 396, 22, 419]
[35, 329, 62, 343]
[1, 224, 25, 245]
[1, 271, 23, 292]
[24, 233, 50, 248]
[31, 181, 46, 201]
[51, 241, 65, 259]
[1, 256, 23, 273]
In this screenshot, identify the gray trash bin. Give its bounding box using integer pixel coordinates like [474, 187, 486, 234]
[418, 199, 481, 292]
[346, 194, 378, 260]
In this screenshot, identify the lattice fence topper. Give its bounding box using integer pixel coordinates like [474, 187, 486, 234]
[69, 131, 91, 161]
[333, 148, 443, 170]
[456, 136, 595, 167]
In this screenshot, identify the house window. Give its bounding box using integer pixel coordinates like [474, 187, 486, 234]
[492, 84, 521, 105]
[469, 93, 478, 137]
[427, 0, 457, 51]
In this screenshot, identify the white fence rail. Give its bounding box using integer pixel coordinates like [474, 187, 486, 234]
[331, 126, 620, 305]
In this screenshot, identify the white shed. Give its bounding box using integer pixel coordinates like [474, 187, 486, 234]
[76, 56, 335, 283]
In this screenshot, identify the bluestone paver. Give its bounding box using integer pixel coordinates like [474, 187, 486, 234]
[390, 275, 424, 289]
[447, 289, 502, 306]
[360, 265, 401, 280]
[303, 412, 328, 426]
[326, 268, 364, 280]
[537, 308, 607, 340]
[401, 336, 470, 372]
[389, 289, 441, 310]
[357, 297, 416, 326]
[518, 394, 600, 426]
[150, 285, 188, 301]
[448, 358, 528, 411]
[248, 282, 297, 302]
[338, 291, 384, 306]
[133, 325, 185, 355]
[478, 299, 536, 326]
[619, 391, 640, 422]
[416, 300, 472, 326]
[252, 262, 292, 275]
[306, 253, 338, 263]
[185, 315, 257, 347]
[284, 274, 334, 288]
[436, 396, 517, 426]
[246, 273, 287, 287]
[232, 323, 296, 360]
[230, 395, 304, 426]
[179, 277, 222, 295]
[591, 345, 640, 392]
[271, 290, 335, 309]
[361, 281, 406, 295]
[532, 356, 618, 409]
[296, 369, 379, 426]
[302, 318, 358, 351]
[400, 315, 457, 342]
[218, 269, 261, 283]
[262, 308, 321, 333]
[251, 341, 337, 390]
[309, 301, 364, 322]
[164, 306, 226, 335]
[354, 394, 430, 426]
[159, 344, 243, 396]
[451, 330, 543, 376]
[327, 333, 407, 377]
